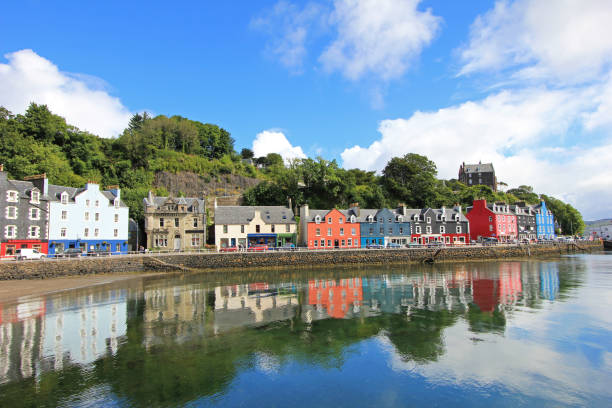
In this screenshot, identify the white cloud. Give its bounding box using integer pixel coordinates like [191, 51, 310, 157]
[0, 49, 131, 138]
[340, 86, 612, 220]
[458, 0, 612, 82]
[320, 0, 441, 80]
[250, 1, 327, 72]
[252, 130, 307, 163]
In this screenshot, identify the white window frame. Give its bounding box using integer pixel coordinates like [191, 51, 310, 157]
[440, 226, 445, 234]
[29, 207, 40, 220]
[115, 214, 119, 223]
[31, 191, 40, 204]
[316, 228, 321, 236]
[94, 228, 99, 237]
[426, 217, 431, 223]
[114, 229, 118, 237]
[61, 228, 67, 237]
[5, 225, 17, 239]
[415, 226, 421, 234]
[61, 193, 69, 204]
[84, 212, 90, 221]
[95, 213, 100, 221]
[315, 215, 321, 224]
[6, 206, 17, 219]
[28, 225, 40, 239]
[456, 226, 462, 233]
[327, 228, 332, 236]
[426, 226, 432, 234]
[327, 217, 332, 224]
[61, 210, 68, 220]
[84, 228, 89, 237]
[6, 190, 18, 202]
[340, 228, 344, 236]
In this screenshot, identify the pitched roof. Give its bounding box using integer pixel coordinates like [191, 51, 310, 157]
[215, 206, 295, 224]
[462, 163, 495, 173]
[143, 195, 205, 213]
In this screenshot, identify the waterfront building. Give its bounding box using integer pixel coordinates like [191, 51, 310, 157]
[299, 205, 360, 249]
[510, 202, 537, 241]
[458, 161, 497, 191]
[214, 204, 296, 249]
[358, 205, 412, 247]
[407, 205, 469, 245]
[307, 278, 363, 319]
[143, 191, 206, 251]
[584, 220, 612, 240]
[48, 181, 129, 255]
[466, 200, 518, 242]
[0, 167, 50, 257]
[533, 201, 556, 240]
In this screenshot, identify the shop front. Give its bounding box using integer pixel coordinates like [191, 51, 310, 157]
[247, 233, 277, 248]
[275, 233, 297, 247]
[1, 240, 48, 258]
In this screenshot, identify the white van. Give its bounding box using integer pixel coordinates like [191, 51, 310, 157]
[15, 248, 46, 260]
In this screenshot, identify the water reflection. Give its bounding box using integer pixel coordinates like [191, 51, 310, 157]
[0, 257, 607, 407]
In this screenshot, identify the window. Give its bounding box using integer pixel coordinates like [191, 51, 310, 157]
[489, 216, 493, 222]
[62, 210, 67, 220]
[379, 227, 384, 234]
[316, 228, 321, 236]
[86, 199, 90, 207]
[426, 226, 432, 234]
[94, 228, 99, 237]
[456, 226, 462, 233]
[388, 227, 393, 234]
[256, 225, 260, 233]
[327, 240, 332, 247]
[489, 225, 493, 231]
[29, 208, 39, 220]
[314, 240, 318, 247]
[84, 212, 90, 221]
[416, 226, 421, 234]
[114, 229, 118, 237]
[440, 226, 445, 233]
[6, 206, 17, 219]
[115, 214, 119, 223]
[160, 218, 165, 227]
[340, 228, 344, 236]
[193, 218, 198, 228]
[399, 227, 403, 234]
[175, 218, 179, 227]
[315, 215, 321, 224]
[341, 240, 345, 246]
[114, 199, 120, 208]
[5, 225, 16, 238]
[369, 227, 374, 234]
[426, 217, 431, 223]
[7, 190, 18, 202]
[351, 228, 356, 235]
[348, 238, 352, 246]
[350, 215, 356, 223]
[61, 193, 69, 204]
[241, 225, 245, 233]
[223, 225, 228, 234]
[192, 236, 200, 246]
[327, 217, 332, 224]
[31, 191, 40, 203]
[327, 228, 332, 236]
[95, 213, 100, 221]
[84, 228, 89, 237]
[271, 225, 275, 233]
[286, 224, 290, 232]
[95, 200, 99, 207]
[61, 228, 67, 237]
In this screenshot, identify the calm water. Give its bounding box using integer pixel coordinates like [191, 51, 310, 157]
[1, 254, 611, 407]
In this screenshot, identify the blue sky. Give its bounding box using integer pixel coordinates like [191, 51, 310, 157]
[1, 0, 612, 220]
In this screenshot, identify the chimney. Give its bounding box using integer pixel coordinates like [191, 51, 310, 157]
[288, 197, 292, 210]
[148, 190, 154, 204]
[107, 185, 120, 200]
[453, 203, 462, 214]
[214, 197, 218, 209]
[398, 202, 407, 216]
[349, 202, 359, 217]
[24, 173, 48, 196]
[300, 204, 309, 219]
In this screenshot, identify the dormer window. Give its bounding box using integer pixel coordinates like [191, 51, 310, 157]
[114, 198, 120, 208]
[350, 215, 356, 223]
[426, 217, 431, 224]
[315, 215, 321, 224]
[61, 192, 69, 204]
[31, 191, 40, 204]
[396, 215, 403, 222]
[7, 190, 18, 202]
[367, 215, 373, 223]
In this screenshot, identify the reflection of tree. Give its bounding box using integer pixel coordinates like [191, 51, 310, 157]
[466, 303, 506, 334]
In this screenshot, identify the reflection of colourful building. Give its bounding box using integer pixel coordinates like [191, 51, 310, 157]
[498, 263, 522, 306]
[308, 278, 363, 318]
[539, 263, 559, 300]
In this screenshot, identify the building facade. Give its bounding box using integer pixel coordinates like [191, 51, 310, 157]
[358, 206, 412, 247]
[533, 201, 556, 240]
[458, 161, 497, 191]
[48, 182, 129, 255]
[510, 203, 537, 241]
[214, 205, 297, 249]
[300, 206, 360, 249]
[407, 205, 469, 245]
[143, 192, 206, 251]
[0, 169, 49, 257]
[466, 200, 517, 242]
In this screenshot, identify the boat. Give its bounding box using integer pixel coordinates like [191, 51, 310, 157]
[604, 240, 612, 250]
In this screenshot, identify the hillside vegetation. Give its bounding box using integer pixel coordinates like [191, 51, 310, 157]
[0, 104, 585, 234]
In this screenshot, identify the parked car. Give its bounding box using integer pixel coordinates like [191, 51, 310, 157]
[57, 248, 84, 258]
[427, 242, 445, 248]
[220, 246, 240, 252]
[386, 243, 402, 249]
[481, 237, 498, 246]
[248, 244, 269, 251]
[366, 243, 384, 249]
[86, 249, 111, 257]
[407, 242, 422, 248]
[15, 248, 46, 260]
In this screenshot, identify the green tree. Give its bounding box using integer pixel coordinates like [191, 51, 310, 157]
[382, 153, 438, 208]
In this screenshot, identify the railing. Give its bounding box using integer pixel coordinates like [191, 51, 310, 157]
[0, 239, 595, 262]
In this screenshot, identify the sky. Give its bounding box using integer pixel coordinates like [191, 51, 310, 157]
[1, 0, 611, 220]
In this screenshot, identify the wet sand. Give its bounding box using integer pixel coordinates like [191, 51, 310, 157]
[0, 273, 161, 304]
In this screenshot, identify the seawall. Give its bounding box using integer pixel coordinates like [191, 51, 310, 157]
[0, 241, 603, 280]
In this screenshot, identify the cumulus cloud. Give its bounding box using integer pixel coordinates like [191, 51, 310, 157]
[458, 0, 612, 82]
[0, 49, 131, 138]
[320, 0, 441, 80]
[252, 130, 307, 163]
[340, 86, 612, 219]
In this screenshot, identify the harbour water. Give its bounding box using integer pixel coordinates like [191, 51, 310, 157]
[0, 253, 611, 407]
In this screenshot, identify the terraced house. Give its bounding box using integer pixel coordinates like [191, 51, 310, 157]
[214, 204, 296, 249]
[466, 200, 517, 242]
[407, 205, 469, 245]
[143, 192, 206, 251]
[510, 203, 537, 241]
[533, 201, 556, 240]
[358, 205, 412, 247]
[299, 205, 360, 249]
[0, 167, 50, 257]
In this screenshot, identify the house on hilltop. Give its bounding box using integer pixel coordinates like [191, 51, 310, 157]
[458, 161, 497, 192]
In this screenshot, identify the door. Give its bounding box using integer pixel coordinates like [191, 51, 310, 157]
[334, 240, 339, 248]
[174, 235, 181, 251]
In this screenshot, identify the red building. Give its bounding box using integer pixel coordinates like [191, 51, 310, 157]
[308, 278, 363, 318]
[466, 200, 517, 242]
[299, 206, 361, 249]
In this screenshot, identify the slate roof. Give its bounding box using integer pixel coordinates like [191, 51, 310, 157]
[215, 206, 295, 224]
[305, 207, 467, 223]
[462, 163, 495, 173]
[143, 195, 205, 213]
[46, 184, 128, 207]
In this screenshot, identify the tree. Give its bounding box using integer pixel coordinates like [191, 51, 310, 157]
[240, 148, 254, 160]
[382, 153, 438, 208]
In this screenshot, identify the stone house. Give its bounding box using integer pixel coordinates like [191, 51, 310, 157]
[143, 192, 206, 251]
[458, 161, 497, 191]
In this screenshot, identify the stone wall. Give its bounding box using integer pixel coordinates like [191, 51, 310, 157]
[0, 241, 603, 280]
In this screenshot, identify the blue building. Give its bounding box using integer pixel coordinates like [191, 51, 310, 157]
[533, 201, 556, 240]
[358, 206, 412, 247]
